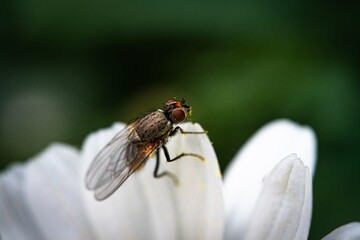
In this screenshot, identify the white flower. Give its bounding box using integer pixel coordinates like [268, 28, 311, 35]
[0, 119, 358, 240]
[224, 120, 316, 240]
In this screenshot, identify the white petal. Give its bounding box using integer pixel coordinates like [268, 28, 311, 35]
[223, 119, 316, 239]
[81, 122, 224, 240]
[322, 222, 360, 240]
[0, 144, 95, 240]
[25, 144, 96, 240]
[0, 165, 45, 240]
[243, 154, 312, 240]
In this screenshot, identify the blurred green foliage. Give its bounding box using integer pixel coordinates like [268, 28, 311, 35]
[1, 1, 359, 239]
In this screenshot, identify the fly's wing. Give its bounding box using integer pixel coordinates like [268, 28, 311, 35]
[85, 123, 159, 200]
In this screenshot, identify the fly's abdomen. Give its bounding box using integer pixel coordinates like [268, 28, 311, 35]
[135, 111, 172, 141]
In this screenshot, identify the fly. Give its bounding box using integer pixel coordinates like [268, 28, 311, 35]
[85, 98, 206, 200]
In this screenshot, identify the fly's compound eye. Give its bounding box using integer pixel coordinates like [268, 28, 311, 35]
[171, 109, 186, 122]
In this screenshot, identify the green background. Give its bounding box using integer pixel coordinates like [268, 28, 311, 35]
[1, 1, 359, 239]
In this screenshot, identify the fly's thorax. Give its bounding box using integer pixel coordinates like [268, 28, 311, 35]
[135, 110, 173, 141]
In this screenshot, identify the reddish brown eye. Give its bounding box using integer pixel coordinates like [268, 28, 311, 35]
[171, 109, 186, 122]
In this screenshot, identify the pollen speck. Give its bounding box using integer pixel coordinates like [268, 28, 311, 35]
[150, 153, 155, 158]
[215, 170, 222, 177]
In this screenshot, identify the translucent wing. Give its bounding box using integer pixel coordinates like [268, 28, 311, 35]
[85, 123, 160, 200]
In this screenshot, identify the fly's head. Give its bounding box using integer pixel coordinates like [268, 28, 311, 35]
[165, 98, 192, 123]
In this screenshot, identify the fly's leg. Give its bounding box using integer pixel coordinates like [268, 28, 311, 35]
[162, 145, 205, 162]
[169, 126, 208, 136]
[153, 149, 179, 185]
[153, 145, 205, 185]
[168, 126, 206, 162]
